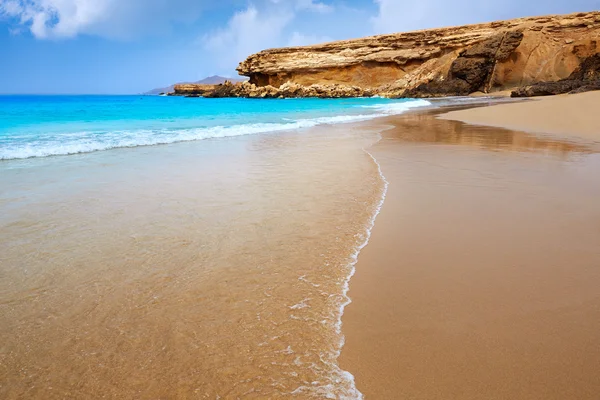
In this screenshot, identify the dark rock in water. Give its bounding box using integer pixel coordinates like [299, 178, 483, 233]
[511, 53, 600, 97]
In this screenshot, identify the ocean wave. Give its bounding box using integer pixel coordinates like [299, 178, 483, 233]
[1, 99, 431, 160]
[358, 98, 432, 113]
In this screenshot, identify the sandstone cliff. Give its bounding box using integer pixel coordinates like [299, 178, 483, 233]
[233, 11, 600, 98]
[171, 83, 219, 96]
[511, 53, 600, 96]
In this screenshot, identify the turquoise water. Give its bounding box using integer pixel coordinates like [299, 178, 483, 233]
[0, 95, 430, 160]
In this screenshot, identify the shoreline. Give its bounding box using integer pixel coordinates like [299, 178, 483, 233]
[3, 92, 599, 398]
[335, 147, 390, 400]
[439, 91, 600, 144]
[0, 117, 393, 399]
[0, 97, 436, 162]
[339, 93, 600, 399]
[2, 96, 509, 162]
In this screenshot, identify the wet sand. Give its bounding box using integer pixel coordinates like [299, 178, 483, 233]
[340, 108, 600, 399]
[440, 91, 600, 143]
[0, 123, 383, 399]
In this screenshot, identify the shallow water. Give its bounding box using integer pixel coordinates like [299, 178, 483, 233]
[0, 95, 430, 160]
[0, 121, 387, 399]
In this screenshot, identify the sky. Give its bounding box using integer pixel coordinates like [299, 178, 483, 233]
[1, 0, 599, 94]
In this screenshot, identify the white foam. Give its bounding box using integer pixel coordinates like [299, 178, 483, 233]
[330, 141, 390, 400]
[298, 275, 321, 288]
[289, 298, 311, 310]
[359, 99, 432, 114]
[285, 142, 392, 399]
[1, 122, 313, 160]
[1, 99, 432, 160]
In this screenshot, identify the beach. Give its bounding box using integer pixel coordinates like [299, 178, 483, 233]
[3, 2, 600, 398]
[441, 91, 600, 143]
[1, 92, 599, 399]
[0, 117, 384, 399]
[340, 92, 600, 399]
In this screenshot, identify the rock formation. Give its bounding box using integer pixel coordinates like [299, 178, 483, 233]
[147, 76, 247, 95]
[174, 11, 600, 98]
[171, 80, 374, 98]
[511, 53, 600, 96]
[399, 31, 525, 97]
[171, 83, 219, 96]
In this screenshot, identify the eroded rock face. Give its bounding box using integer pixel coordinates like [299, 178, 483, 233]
[400, 31, 524, 97]
[511, 53, 600, 96]
[171, 80, 374, 99]
[234, 11, 600, 98]
[171, 84, 218, 96]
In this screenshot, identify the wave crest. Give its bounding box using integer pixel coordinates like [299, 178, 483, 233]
[1, 99, 431, 160]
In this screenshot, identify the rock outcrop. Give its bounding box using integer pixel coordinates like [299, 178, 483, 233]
[169, 12, 600, 98]
[511, 53, 600, 96]
[171, 83, 219, 96]
[145, 76, 247, 95]
[234, 11, 600, 98]
[400, 31, 525, 96]
[171, 80, 374, 98]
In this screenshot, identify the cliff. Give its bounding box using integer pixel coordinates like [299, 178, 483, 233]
[511, 53, 600, 96]
[171, 83, 219, 96]
[147, 76, 247, 96]
[233, 11, 600, 98]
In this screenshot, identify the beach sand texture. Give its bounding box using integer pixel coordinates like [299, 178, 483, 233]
[0, 123, 384, 399]
[441, 91, 600, 143]
[1, 93, 599, 399]
[340, 97, 600, 399]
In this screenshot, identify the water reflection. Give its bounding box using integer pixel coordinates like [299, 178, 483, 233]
[379, 110, 596, 157]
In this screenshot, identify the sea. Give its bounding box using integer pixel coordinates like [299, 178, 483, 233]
[0, 95, 430, 399]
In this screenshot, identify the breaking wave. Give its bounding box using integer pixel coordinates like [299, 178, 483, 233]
[1, 99, 431, 160]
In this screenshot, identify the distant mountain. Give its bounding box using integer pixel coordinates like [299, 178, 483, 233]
[144, 75, 248, 95]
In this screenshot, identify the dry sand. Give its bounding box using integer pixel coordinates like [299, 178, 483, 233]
[339, 96, 600, 399]
[441, 91, 600, 143]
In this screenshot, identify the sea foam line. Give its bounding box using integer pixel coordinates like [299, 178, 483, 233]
[332, 139, 390, 400]
[0, 99, 431, 161]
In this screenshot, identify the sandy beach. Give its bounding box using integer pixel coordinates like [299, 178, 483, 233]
[3, 2, 600, 397]
[340, 93, 600, 399]
[441, 91, 600, 143]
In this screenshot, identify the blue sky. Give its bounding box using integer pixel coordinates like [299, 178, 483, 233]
[1, 0, 599, 94]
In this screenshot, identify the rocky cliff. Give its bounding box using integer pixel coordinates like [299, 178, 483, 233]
[232, 11, 600, 98]
[146, 76, 247, 95]
[511, 53, 600, 96]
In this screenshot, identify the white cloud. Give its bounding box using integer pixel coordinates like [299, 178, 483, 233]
[0, 0, 208, 39]
[371, 0, 600, 35]
[203, 5, 294, 70]
[268, 0, 333, 13]
[1, 0, 23, 16]
[202, 1, 335, 72]
[371, 0, 424, 34]
[0, 0, 335, 40]
[295, 0, 333, 13]
[370, 0, 495, 34]
[287, 31, 332, 46]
